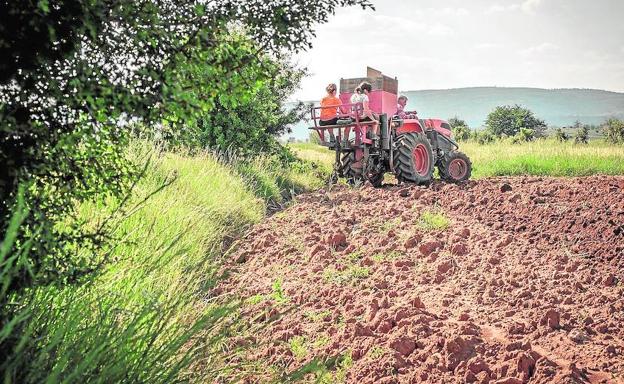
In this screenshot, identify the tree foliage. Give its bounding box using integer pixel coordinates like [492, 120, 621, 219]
[603, 118, 624, 144]
[448, 116, 467, 129]
[0, 0, 374, 378]
[574, 126, 589, 144]
[0, 0, 373, 295]
[511, 127, 536, 143]
[471, 129, 495, 145]
[485, 105, 546, 138]
[448, 116, 470, 142]
[192, 47, 309, 159]
[554, 128, 569, 142]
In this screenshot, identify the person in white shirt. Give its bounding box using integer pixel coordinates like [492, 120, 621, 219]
[349, 81, 379, 139]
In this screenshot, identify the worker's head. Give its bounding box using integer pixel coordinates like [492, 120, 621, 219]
[326, 83, 337, 94]
[398, 95, 408, 107]
[359, 81, 372, 94]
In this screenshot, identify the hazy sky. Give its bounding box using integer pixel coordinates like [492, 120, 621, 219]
[292, 0, 624, 100]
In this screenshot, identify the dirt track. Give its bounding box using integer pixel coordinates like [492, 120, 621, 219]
[217, 176, 624, 383]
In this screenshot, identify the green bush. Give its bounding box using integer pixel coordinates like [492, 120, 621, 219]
[472, 129, 496, 145]
[447, 117, 470, 142]
[554, 128, 569, 142]
[574, 126, 589, 144]
[515, 127, 536, 142]
[187, 43, 310, 158]
[453, 125, 471, 142]
[603, 118, 624, 144]
[309, 130, 323, 145]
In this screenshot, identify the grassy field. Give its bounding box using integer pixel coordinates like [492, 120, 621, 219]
[462, 139, 624, 177]
[290, 139, 624, 179]
[7, 145, 326, 383]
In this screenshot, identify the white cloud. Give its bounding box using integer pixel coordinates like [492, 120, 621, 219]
[486, 0, 543, 14]
[521, 0, 543, 14]
[425, 7, 470, 17]
[475, 43, 503, 50]
[485, 3, 519, 14]
[367, 14, 455, 36]
[520, 42, 559, 56]
[428, 24, 455, 36]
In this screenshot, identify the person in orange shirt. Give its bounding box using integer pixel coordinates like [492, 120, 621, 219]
[319, 83, 342, 126]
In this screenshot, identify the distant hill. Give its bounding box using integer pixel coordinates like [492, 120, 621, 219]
[284, 87, 624, 141]
[403, 87, 624, 128]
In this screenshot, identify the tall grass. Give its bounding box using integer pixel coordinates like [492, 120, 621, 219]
[1, 143, 325, 383]
[288, 143, 334, 174]
[290, 139, 624, 179]
[461, 139, 624, 178]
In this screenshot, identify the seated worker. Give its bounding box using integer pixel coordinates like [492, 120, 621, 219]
[350, 81, 379, 140]
[319, 83, 342, 143]
[396, 95, 418, 119]
[319, 83, 342, 126]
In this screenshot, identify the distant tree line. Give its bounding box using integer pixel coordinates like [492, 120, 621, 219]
[449, 105, 624, 145]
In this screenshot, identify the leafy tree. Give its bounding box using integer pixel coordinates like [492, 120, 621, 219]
[574, 126, 589, 144]
[554, 128, 569, 142]
[485, 105, 547, 138]
[448, 116, 467, 129]
[0, 0, 374, 379]
[192, 49, 310, 160]
[603, 118, 624, 144]
[448, 116, 470, 142]
[1, 0, 373, 295]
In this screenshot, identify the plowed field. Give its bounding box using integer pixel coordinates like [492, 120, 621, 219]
[216, 176, 624, 383]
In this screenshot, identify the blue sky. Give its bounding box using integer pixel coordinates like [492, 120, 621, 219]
[292, 0, 624, 100]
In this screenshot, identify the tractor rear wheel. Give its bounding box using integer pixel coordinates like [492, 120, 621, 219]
[439, 151, 472, 183]
[340, 152, 384, 187]
[394, 132, 434, 185]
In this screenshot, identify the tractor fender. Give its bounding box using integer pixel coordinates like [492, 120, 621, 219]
[396, 118, 453, 139]
[396, 119, 424, 135]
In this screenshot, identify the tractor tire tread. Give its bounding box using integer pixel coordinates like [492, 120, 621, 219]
[394, 132, 434, 185]
[438, 151, 472, 183]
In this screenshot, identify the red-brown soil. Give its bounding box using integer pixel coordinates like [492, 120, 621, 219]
[216, 176, 624, 383]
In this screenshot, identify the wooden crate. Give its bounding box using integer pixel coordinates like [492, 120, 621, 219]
[339, 75, 398, 95]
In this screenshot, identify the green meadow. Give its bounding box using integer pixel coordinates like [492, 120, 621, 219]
[291, 139, 624, 179]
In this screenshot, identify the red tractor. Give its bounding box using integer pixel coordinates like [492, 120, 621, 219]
[310, 68, 472, 186]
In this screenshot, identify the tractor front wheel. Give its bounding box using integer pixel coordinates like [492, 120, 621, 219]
[439, 151, 472, 183]
[394, 133, 434, 185]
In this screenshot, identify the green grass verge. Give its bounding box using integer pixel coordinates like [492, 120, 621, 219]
[3, 143, 326, 383]
[289, 143, 334, 174]
[461, 139, 624, 178]
[290, 139, 624, 179]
